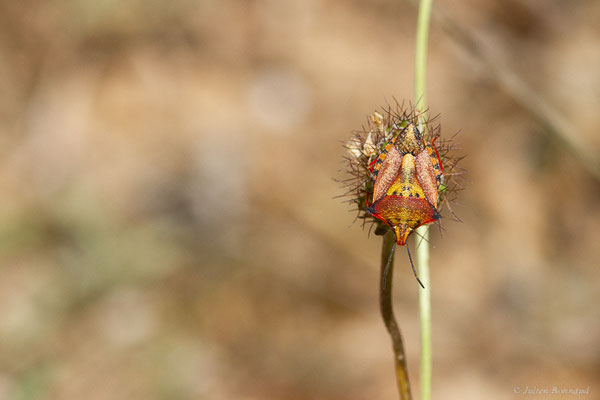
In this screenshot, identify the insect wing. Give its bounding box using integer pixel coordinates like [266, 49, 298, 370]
[372, 146, 403, 204]
[415, 149, 439, 209]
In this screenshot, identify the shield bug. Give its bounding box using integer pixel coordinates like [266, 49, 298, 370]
[341, 103, 458, 287]
[366, 122, 443, 246]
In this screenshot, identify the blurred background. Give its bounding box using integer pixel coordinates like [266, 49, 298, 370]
[0, 0, 599, 399]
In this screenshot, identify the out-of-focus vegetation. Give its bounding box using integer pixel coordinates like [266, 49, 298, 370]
[0, 0, 598, 399]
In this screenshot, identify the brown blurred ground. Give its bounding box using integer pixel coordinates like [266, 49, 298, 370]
[0, 0, 599, 399]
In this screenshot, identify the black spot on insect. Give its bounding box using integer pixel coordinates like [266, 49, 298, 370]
[414, 193, 420, 198]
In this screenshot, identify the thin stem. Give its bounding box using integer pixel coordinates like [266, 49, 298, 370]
[380, 230, 412, 400]
[415, 227, 432, 400]
[414, 0, 434, 399]
[414, 0, 433, 113]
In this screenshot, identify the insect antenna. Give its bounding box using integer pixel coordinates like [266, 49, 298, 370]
[406, 244, 425, 289]
[412, 229, 433, 248]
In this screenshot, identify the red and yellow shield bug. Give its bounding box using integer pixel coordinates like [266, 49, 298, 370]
[342, 102, 459, 286]
[367, 122, 443, 245]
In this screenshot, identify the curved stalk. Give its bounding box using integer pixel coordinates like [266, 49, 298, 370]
[380, 230, 412, 400]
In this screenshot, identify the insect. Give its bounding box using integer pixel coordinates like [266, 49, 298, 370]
[342, 104, 458, 288]
[365, 123, 444, 287]
[367, 123, 443, 243]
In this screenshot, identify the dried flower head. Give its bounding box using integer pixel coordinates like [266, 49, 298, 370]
[341, 101, 462, 245]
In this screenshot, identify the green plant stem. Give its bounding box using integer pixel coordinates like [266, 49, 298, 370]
[414, 0, 432, 112]
[415, 225, 431, 400]
[414, 0, 433, 399]
[380, 230, 412, 400]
